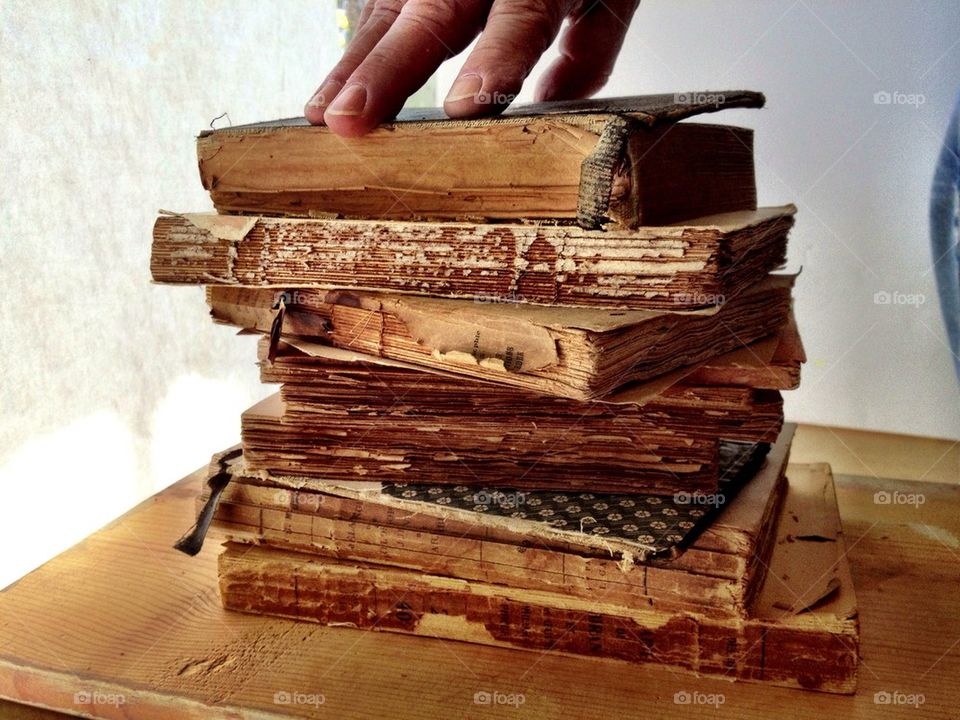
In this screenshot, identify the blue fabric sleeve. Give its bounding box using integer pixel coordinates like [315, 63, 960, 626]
[930, 93, 960, 383]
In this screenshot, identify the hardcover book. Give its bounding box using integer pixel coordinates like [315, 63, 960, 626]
[192, 92, 764, 229]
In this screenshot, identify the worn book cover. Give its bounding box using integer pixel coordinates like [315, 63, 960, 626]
[207, 274, 800, 400]
[204, 426, 794, 565]
[194, 92, 764, 228]
[153, 206, 793, 311]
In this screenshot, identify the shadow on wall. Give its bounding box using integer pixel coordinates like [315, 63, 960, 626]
[0, 370, 268, 590]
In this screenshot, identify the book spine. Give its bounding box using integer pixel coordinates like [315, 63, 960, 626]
[218, 547, 858, 694]
[211, 480, 753, 578]
[154, 214, 792, 311]
[206, 267, 796, 402]
[213, 498, 745, 612]
[208, 480, 754, 582]
[240, 446, 719, 496]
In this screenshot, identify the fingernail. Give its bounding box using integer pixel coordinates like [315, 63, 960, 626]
[307, 80, 343, 109]
[325, 84, 367, 116]
[445, 74, 484, 103]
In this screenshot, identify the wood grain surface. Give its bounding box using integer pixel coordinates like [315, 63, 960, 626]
[0, 466, 957, 718]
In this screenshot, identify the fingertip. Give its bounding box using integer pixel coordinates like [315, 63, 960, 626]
[443, 74, 515, 119]
[323, 84, 383, 136]
[534, 62, 563, 103]
[533, 57, 606, 103]
[443, 74, 484, 118]
[304, 79, 345, 125]
[324, 113, 381, 137]
[327, 117, 379, 138]
[444, 99, 513, 119]
[443, 96, 488, 119]
[532, 87, 555, 103]
[304, 103, 327, 125]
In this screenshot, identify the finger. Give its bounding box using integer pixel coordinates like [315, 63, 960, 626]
[443, 0, 575, 118]
[534, 0, 639, 102]
[324, 0, 488, 137]
[355, 0, 378, 32]
[304, 0, 406, 125]
[342, 0, 377, 40]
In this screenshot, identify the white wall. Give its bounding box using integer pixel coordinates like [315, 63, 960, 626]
[0, 0, 339, 588]
[1, 1, 958, 588]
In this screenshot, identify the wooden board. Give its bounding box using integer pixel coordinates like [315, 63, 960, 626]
[1, 465, 958, 718]
[791, 424, 960, 484]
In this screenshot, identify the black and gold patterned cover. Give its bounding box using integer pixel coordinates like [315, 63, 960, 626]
[382, 440, 770, 559]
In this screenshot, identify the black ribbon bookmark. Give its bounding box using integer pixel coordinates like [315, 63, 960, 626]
[267, 293, 287, 363]
[173, 447, 243, 556]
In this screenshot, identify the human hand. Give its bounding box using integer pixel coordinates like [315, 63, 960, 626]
[305, 0, 640, 136]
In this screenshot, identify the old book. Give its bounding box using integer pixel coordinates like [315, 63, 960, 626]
[153, 206, 792, 311]
[683, 313, 805, 390]
[204, 425, 793, 564]
[207, 274, 799, 400]
[243, 392, 721, 495]
[208, 426, 792, 612]
[270, 350, 785, 446]
[238, 337, 783, 494]
[217, 462, 859, 694]
[194, 92, 764, 229]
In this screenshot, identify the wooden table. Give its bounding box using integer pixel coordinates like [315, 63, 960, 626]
[1, 429, 958, 718]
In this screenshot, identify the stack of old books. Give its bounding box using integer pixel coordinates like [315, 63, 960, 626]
[153, 92, 859, 694]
